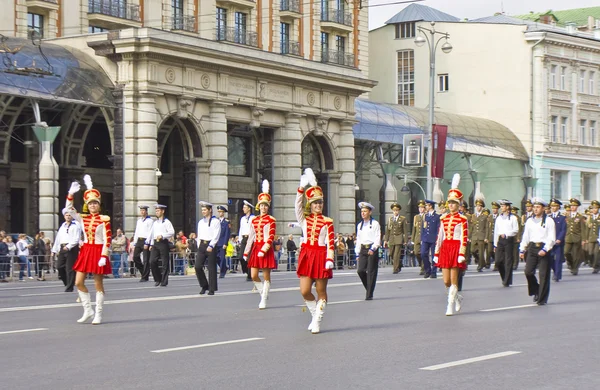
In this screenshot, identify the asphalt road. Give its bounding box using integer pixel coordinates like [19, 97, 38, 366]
[1, 265, 599, 390]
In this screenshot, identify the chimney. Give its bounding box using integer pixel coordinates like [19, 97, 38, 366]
[566, 22, 577, 34]
[589, 16, 595, 31]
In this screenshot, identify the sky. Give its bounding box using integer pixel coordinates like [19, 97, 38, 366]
[369, 0, 600, 30]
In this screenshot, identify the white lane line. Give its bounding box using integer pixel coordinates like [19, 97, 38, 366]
[480, 304, 537, 312]
[420, 351, 521, 371]
[294, 299, 363, 307]
[19, 292, 67, 297]
[151, 337, 264, 353]
[0, 328, 49, 335]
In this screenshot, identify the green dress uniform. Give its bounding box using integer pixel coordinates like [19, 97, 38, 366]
[585, 201, 600, 273]
[412, 208, 425, 275]
[487, 203, 500, 270]
[384, 204, 408, 274]
[470, 211, 488, 271]
[565, 199, 586, 275]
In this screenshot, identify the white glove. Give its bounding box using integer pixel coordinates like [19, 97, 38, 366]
[68, 181, 81, 195]
[258, 252, 264, 258]
[243, 255, 248, 261]
[300, 174, 309, 188]
[458, 255, 466, 263]
[325, 261, 334, 270]
[98, 258, 106, 267]
[433, 256, 439, 264]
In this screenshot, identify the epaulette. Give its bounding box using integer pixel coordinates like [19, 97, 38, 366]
[270, 216, 277, 222]
[323, 217, 333, 223]
[101, 215, 111, 222]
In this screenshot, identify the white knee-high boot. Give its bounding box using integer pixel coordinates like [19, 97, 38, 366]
[258, 281, 270, 309]
[92, 291, 104, 325]
[446, 285, 457, 316]
[77, 291, 95, 323]
[305, 300, 317, 331]
[253, 281, 263, 294]
[311, 299, 327, 334]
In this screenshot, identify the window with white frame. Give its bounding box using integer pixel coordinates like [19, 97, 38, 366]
[438, 74, 449, 92]
[550, 170, 568, 199]
[560, 66, 567, 90]
[591, 120, 597, 146]
[580, 119, 587, 145]
[397, 50, 415, 106]
[589, 71, 595, 95]
[580, 70, 586, 93]
[549, 116, 558, 142]
[581, 172, 597, 201]
[395, 22, 416, 39]
[560, 117, 568, 143]
[550, 65, 557, 89]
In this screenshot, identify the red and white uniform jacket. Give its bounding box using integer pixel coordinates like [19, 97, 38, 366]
[66, 194, 112, 259]
[434, 212, 468, 256]
[295, 188, 335, 261]
[244, 214, 276, 256]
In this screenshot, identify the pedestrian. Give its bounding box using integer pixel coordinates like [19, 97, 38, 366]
[226, 235, 236, 272]
[51, 207, 82, 292]
[67, 175, 112, 325]
[196, 201, 220, 294]
[564, 198, 585, 275]
[493, 199, 519, 287]
[433, 174, 468, 316]
[216, 205, 231, 278]
[584, 200, 599, 274]
[243, 180, 277, 309]
[421, 200, 440, 279]
[520, 197, 556, 306]
[0, 237, 8, 282]
[471, 196, 488, 272]
[346, 233, 356, 269]
[286, 234, 297, 271]
[383, 202, 408, 274]
[111, 228, 127, 278]
[238, 200, 256, 282]
[34, 232, 48, 280]
[16, 234, 32, 281]
[174, 235, 188, 275]
[133, 205, 154, 282]
[294, 169, 334, 333]
[335, 233, 346, 270]
[355, 201, 381, 300]
[412, 200, 426, 275]
[6, 236, 16, 279]
[187, 233, 198, 267]
[149, 204, 175, 287]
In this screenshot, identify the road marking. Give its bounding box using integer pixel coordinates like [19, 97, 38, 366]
[480, 304, 537, 312]
[0, 328, 49, 335]
[294, 299, 364, 307]
[151, 337, 264, 353]
[420, 351, 521, 370]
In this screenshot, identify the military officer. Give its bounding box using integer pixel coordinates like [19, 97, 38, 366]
[470, 197, 488, 272]
[565, 198, 586, 275]
[421, 200, 440, 279]
[549, 199, 566, 282]
[412, 200, 426, 275]
[585, 200, 600, 274]
[216, 205, 231, 278]
[384, 202, 408, 274]
[487, 201, 500, 270]
[512, 206, 523, 271]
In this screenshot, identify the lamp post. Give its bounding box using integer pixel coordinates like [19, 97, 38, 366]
[400, 174, 427, 200]
[414, 22, 452, 200]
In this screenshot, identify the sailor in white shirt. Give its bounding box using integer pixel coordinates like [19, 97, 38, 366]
[149, 204, 174, 287]
[195, 201, 221, 295]
[133, 205, 154, 282]
[238, 200, 255, 280]
[355, 202, 381, 300]
[52, 207, 82, 292]
[519, 198, 556, 305]
[493, 199, 520, 287]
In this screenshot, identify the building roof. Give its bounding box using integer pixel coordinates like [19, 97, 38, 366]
[385, 3, 460, 25]
[470, 14, 533, 25]
[513, 7, 600, 27]
[353, 99, 529, 161]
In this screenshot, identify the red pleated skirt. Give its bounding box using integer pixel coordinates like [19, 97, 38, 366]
[248, 242, 277, 269]
[437, 240, 467, 270]
[73, 244, 112, 275]
[296, 244, 333, 280]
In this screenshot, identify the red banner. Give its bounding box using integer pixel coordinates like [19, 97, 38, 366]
[431, 124, 448, 178]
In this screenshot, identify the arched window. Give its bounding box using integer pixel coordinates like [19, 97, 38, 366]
[301, 136, 322, 173]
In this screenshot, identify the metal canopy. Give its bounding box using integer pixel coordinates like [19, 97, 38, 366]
[0, 37, 114, 107]
[353, 99, 529, 161]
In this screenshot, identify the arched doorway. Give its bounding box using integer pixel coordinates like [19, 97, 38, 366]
[157, 116, 203, 236]
[301, 133, 334, 215]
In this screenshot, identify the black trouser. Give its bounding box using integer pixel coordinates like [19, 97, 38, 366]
[524, 243, 551, 304]
[133, 238, 150, 279]
[150, 240, 170, 286]
[196, 241, 218, 293]
[240, 235, 251, 280]
[357, 245, 379, 299]
[496, 236, 515, 286]
[56, 246, 79, 290]
[458, 269, 466, 292]
[0, 255, 9, 279]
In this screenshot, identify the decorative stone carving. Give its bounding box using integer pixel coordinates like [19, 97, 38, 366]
[307, 92, 316, 106]
[201, 73, 211, 89]
[333, 96, 342, 110]
[250, 108, 265, 129]
[165, 68, 176, 83]
[177, 98, 193, 119]
[314, 116, 329, 136]
[259, 81, 267, 100]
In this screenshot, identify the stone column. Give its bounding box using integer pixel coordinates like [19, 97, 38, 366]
[273, 113, 303, 233]
[112, 87, 124, 231]
[338, 120, 356, 234]
[206, 102, 228, 206]
[124, 91, 158, 230]
[328, 173, 341, 231]
[32, 126, 61, 240]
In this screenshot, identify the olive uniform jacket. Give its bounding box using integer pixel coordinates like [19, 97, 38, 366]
[384, 215, 408, 245]
[469, 212, 488, 241]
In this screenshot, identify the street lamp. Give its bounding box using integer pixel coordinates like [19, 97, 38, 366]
[400, 174, 427, 200]
[414, 21, 452, 199]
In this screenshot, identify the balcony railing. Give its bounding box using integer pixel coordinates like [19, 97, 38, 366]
[321, 50, 355, 67]
[281, 40, 300, 55]
[216, 27, 258, 47]
[321, 9, 352, 27]
[88, 0, 141, 22]
[280, 0, 300, 13]
[167, 15, 196, 32]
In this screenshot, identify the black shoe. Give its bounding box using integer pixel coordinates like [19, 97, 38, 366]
[65, 288, 73, 292]
[160, 284, 167, 287]
[392, 271, 399, 274]
[246, 276, 252, 281]
[207, 291, 215, 296]
[365, 296, 373, 301]
[154, 282, 160, 287]
[230, 271, 237, 273]
[139, 278, 148, 282]
[199, 287, 207, 295]
[537, 302, 546, 306]
[430, 274, 437, 279]
[219, 275, 225, 279]
[593, 270, 599, 274]
[477, 269, 483, 273]
[533, 294, 539, 302]
[424, 273, 431, 279]
[419, 271, 425, 275]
